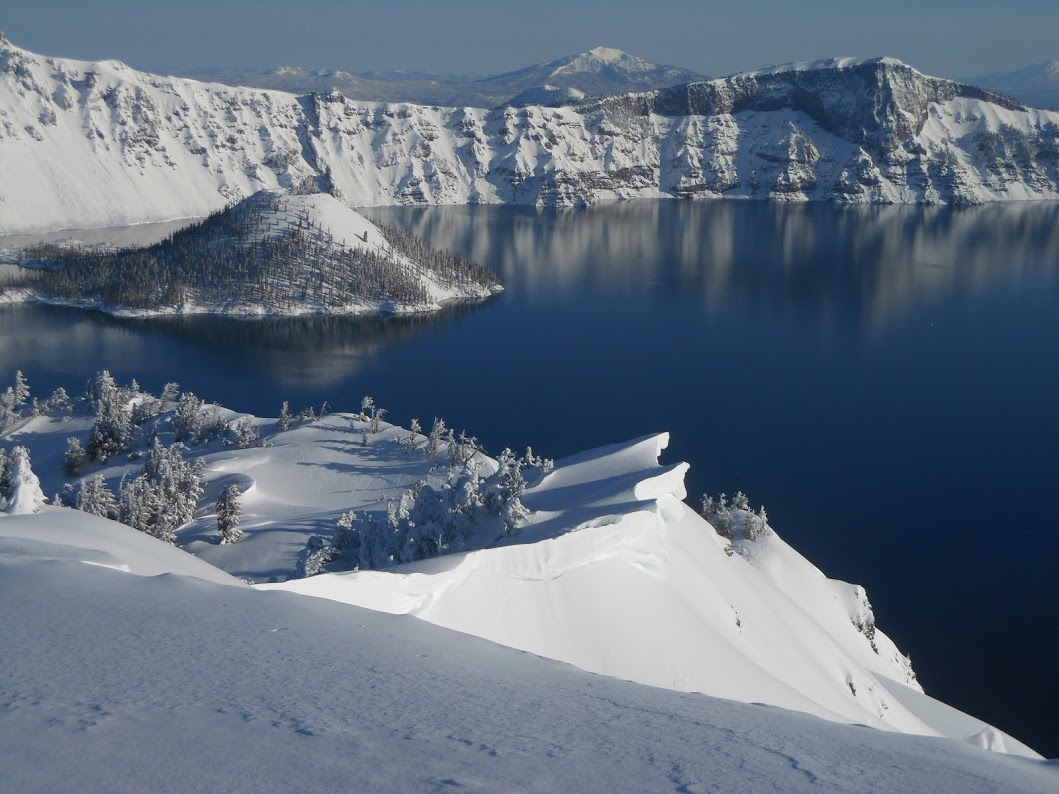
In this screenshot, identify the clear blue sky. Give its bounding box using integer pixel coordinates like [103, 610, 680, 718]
[3, 0, 1057, 78]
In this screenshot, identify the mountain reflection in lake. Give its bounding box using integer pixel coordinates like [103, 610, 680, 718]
[365, 199, 1059, 334]
[2, 199, 1058, 756]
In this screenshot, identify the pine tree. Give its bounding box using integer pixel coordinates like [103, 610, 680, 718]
[216, 484, 243, 544]
[0, 448, 10, 501]
[12, 370, 29, 408]
[159, 382, 180, 412]
[86, 389, 133, 462]
[400, 418, 422, 449]
[360, 395, 374, 422]
[5, 446, 45, 514]
[277, 401, 292, 432]
[426, 418, 448, 456]
[371, 407, 387, 434]
[171, 392, 203, 443]
[230, 417, 259, 449]
[46, 387, 70, 413]
[77, 474, 118, 520]
[63, 437, 87, 476]
[84, 370, 118, 410]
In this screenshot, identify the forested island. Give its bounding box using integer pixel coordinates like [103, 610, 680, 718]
[2, 191, 500, 317]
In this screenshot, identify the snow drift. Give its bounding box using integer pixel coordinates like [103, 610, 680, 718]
[2, 512, 1055, 791]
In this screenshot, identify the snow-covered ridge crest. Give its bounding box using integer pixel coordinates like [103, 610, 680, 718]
[3, 35, 1059, 234]
[744, 55, 918, 77]
[0, 371, 1044, 757]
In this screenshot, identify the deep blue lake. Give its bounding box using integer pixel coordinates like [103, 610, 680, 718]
[2, 199, 1057, 756]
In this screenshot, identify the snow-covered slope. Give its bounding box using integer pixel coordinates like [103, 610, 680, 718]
[3, 36, 1059, 233]
[265, 431, 1037, 756]
[3, 393, 1040, 757]
[0, 506, 243, 584]
[964, 60, 1059, 111]
[2, 518, 1055, 792]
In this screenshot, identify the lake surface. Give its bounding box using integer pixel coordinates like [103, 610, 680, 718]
[2, 199, 1058, 756]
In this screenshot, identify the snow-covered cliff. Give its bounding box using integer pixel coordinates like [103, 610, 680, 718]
[3, 36, 1059, 234]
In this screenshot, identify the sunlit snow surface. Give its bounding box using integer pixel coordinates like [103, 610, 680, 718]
[3, 409, 1043, 759]
[1, 510, 1056, 792]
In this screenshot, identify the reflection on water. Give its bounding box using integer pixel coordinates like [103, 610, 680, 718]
[140, 301, 493, 388]
[0, 299, 493, 390]
[364, 200, 1059, 332]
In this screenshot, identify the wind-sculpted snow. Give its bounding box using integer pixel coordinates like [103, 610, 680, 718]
[3, 36, 1059, 233]
[0, 376, 1044, 758]
[2, 527, 1056, 791]
[262, 432, 1036, 756]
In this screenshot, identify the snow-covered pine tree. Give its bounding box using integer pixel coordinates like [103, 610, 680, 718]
[229, 416, 259, 449]
[63, 437, 86, 476]
[158, 382, 180, 412]
[450, 431, 480, 466]
[171, 392, 203, 443]
[5, 446, 45, 514]
[370, 407, 386, 434]
[12, 370, 30, 409]
[426, 418, 448, 456]
[0, 448, 10, 501]
[400, 418, 422, 449]
[119, 439, 205, 543]
[46, 386, 70, 413]
[86, 388, 133, 462]
[84, 370, 118, 411]
[216, 484, 243, 544]
[76, 474, 118, 520]
[277, 401, 292, 432]
[485, 448, 529, 535]
[0, 371, 31, 430]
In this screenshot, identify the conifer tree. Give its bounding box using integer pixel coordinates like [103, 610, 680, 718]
[216, 484, 243, 544]
[5, 446, 45, 514]
[77, 474, 118, 520]
[86, 389, 133, 462]
[63, 437, 87, 476]
[277, 401, 292, 432]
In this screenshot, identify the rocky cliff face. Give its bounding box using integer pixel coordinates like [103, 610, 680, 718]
[3, 37, 1058, 233]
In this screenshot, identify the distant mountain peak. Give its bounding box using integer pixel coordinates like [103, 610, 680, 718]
[551, 46, 676, 77]
[270, 65, 308, 77]
[586, 46, 627, 60]
[963, 58, 1059, 109]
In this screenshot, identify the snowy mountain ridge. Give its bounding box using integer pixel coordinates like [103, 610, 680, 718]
[3, 35, 1059, 235]
[170, 44, 705, 108]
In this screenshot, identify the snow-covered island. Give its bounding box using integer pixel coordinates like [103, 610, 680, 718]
[1, 371, 1056, 791]
[0, 191, 501, 317]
